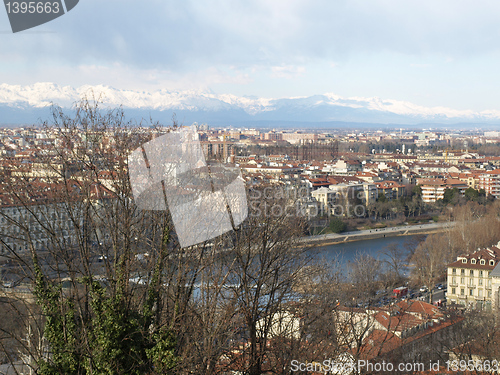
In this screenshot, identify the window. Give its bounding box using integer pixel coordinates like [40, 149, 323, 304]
[452, 277, 456, 284]
[490, 260, 495, 266]
[461, 277, 465, 284]
[471, 259, 476, 264]
[470, 270, 474, 276]
[480, 270, 483, 277]
[469, 279, 474, 286]
[480, 259, 486, 265]
[461, 269, 465, 275]
[469, 289, 474, 296]
[452, 268, 456, 274]
[478, 289, 483, 298]
[452, 288, 456, 295]
[479, 279, 483, 286]
[488, 290, 492, 298]
[461, 289, 465, 295]
[462, 259, 467, 263]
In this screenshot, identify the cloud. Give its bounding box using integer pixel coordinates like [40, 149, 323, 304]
[270, 65, 306, 79]
[3, 0, 500, 71]
[2, 0, 500, 111]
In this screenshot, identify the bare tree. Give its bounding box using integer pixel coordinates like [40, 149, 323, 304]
[222, 190, 313, 375]
[409, 234, 447, 289]
[0, 98, 180, 374]
[348, 253, 382, 302]
[0, 99, 338, 375]
[382, 243, 408, 287]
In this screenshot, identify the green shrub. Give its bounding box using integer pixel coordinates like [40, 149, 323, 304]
[329, 217, 347, 233]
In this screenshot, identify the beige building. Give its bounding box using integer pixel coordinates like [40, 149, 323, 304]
[281, 132, 318, 144]
[417, 178, 468, 203]
[446, 244, 500, 309]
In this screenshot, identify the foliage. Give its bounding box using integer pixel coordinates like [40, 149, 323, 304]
[442, 187, 458, 205]
[329, 217, 347, 233]
[412, 185, 422, 197]
[32, 235, 177, 375]
[33, 257, 81, 375]
[410, 201, 500, 285]
[1, 98, 178, 375]
[464, 187, 487, 203]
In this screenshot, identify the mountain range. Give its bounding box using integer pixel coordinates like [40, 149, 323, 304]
[1, 82, 499, 129]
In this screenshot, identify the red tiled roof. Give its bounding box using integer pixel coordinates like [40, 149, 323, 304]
[447, 246, 500, 269]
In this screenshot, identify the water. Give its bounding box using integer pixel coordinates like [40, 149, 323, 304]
[308, 234, 425, 266]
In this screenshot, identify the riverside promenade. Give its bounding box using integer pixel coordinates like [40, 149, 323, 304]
[301, 221, 454, 247]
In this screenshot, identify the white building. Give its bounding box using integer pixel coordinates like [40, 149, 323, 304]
[311, 182, 377, 216]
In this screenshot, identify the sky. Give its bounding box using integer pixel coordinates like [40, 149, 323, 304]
[2, 0, 500, 112]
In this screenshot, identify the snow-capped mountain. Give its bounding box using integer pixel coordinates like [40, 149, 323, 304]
[1, 82, 499, 127]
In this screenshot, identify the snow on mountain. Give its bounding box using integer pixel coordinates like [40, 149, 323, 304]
[1, 83, 500, 124]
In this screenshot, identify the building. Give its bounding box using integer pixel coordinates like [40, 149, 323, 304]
[281, 132, 318, 144]
[478, 169, 500, 199]
[311, 182, 377, 216]
[200, 140, 235, 162]
[417, 178, 468, 203]
[335, 300, 461, 364]
[446, 244, 500, 309]
[375, 180, 405, 200]
[0, 181, 112, 257]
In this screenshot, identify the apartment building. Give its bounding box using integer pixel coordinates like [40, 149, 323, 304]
[0, 200, 80, 255]
[311, 182, 377, 216]
[446, 244, 500, 309]
[478, 169, 500, 199]
[417, 178, 468, 203]
[375, 180, 405, 200]
[281, 132, 318, 144]
[0, 182, 112, 256]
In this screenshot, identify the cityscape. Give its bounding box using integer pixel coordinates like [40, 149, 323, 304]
[2, 1, 500, 374]
[1, 118, 500, 373]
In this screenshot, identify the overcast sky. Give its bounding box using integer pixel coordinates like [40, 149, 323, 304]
[2, 0, 500, 111]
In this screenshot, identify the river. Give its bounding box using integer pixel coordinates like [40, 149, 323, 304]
[309, 234, 426, 267]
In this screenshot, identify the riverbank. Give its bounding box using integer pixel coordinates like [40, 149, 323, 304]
[301, 222, 453, 247]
